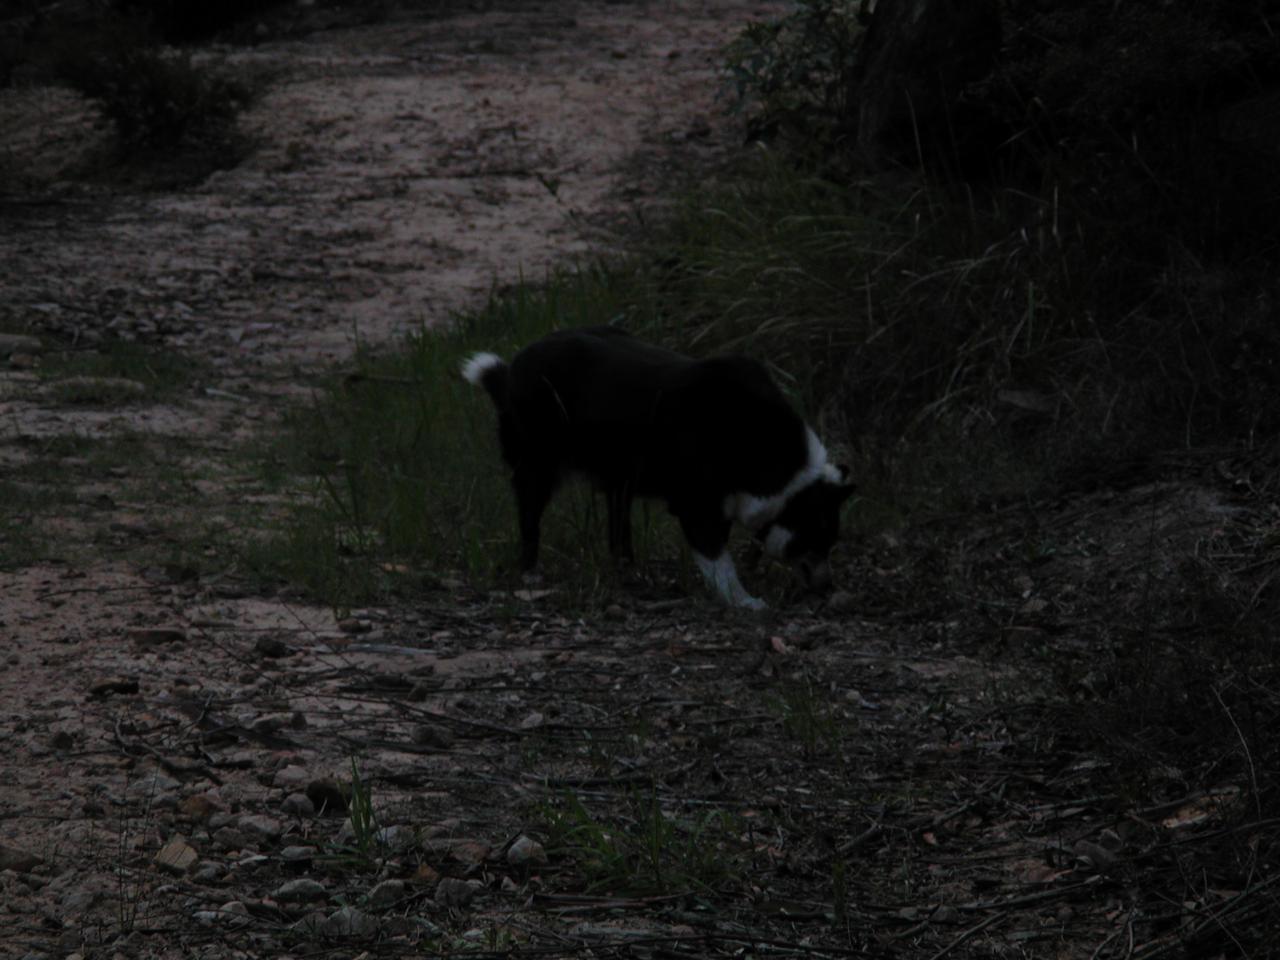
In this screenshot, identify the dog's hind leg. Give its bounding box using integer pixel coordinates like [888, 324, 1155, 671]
[605, 484, 635, 562]
[513, 465, 556, 572]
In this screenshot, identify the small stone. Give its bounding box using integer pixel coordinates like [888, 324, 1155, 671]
[218, 900, 250, 927]
[375, 824, 417, 851]
[129, 627, 187, 646]
[412, 862, 441, 887]
[323, 905, 379, 937]
[251, 714, 288, 735]
[273, 764, 310, 789]
[155, 836, 198, 875]
[89, 676, 139, 697]
[519, 711, 544, 730]
[237, 814, 283, 841]
[49, 729, 74, 750]
[275, 878, 328, 903]
[192, 861, 225, 883]
[410, 724, 453, 749]
[211, 826, 247, 851]
[254, 635, 291, 658]
[368, 878, 405, 909]
[0, 333, 43, 356]
[280, 845, 315, 871]
[406, 681, 431, 702]
[826, 590, 858, 614]
[178, 794, 222, 822]
[434, 877, 479, 908]
[306, 779, 348, 815]
[0, 843, 42, 873]
[604, 603, 626, 621]
[337, 617, 372, 634]
[506, 835, 547, 868]
[281, 792, 315, 818]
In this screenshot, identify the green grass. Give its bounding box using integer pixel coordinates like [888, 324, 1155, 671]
[39, 341, 208, 403]
[537, 789, 745, 896]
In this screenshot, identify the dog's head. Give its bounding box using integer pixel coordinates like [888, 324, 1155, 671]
[757, 465, 855, 591]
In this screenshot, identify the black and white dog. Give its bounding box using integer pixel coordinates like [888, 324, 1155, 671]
[462, 327, 853, 609]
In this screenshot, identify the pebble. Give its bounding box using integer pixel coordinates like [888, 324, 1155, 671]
[506, 835, 547, 868]
[434, 877, 480, 908]
[0, 333, 42, 356]
[281, 792, 315, 818]
[237, 814, 283, 841]
[154, 836, 199, 875]
[410, 724, 454, 749]
[191, 861, 226, 884]
[128, 627, 187, 646]
[274, 878, 328, 902]
[322, 905, 379, 937]
[368, 878, 404, 909]
[254, 635, 291, 658]
[305, 779, 348, 814]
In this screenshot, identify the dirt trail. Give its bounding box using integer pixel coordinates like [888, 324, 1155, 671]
[0, 3, 785, 954]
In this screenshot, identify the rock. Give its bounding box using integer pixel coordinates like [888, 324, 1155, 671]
[322, 905, 379, 937]
[218, 900, 250, 927]
[0, 333, 42, 356]
[52, 375, 147, 402]
[88, 676, 139, 697]
[280, 845, 315, 872]
[368, 878, 404, 909]
[274, 764, 310, 789]
[126, 769, 182, 800]
[274, 878, 328, 903]
[434, 877, 479, 908]
[191, 861, 225, 884]
[281, 792, 315, 818]
[234, 853, 271, 872]
[154, 836, 198, 876]
[306, 779, 348, 815]
[826, 590, 859, 614]
[211, 826, 247, 851]
[337, 618, 372, 634]
[506, 835, 547, 868]
[178, 794, 222, 822]
[406, 681, 431, 702]
[519, 711, 544, 730]
[128, 627, 186, 646]
[410, 724, 453, 749]
[252, 713, 289, 735]
[374, 824, 417, 851]
[237, 814, 283, 841]
[254, 635, 291, 658]
[49, 729, 74, 750]
[412, 862, 440, 887]
[604, 603, 626, 621]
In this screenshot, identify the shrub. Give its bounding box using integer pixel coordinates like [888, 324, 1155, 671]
[54, 19, 252, 151]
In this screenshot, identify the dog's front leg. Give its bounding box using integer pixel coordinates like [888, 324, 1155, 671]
[693, 552, 766, 610]
[677, 510, 765, 610]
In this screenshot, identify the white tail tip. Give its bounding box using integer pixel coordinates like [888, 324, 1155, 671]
[461, 351, 503, 385]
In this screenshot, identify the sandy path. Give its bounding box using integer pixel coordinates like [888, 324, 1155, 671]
[0, 3, 777, 954]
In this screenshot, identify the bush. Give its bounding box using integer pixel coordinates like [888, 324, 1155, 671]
[54, 19, 252, 151]
[110, 0, 288, 44]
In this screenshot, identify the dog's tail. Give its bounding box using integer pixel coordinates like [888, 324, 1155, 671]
[460, 351, 509, 410]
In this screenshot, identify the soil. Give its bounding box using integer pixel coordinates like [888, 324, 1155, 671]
[0, 3, 1273, 959]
